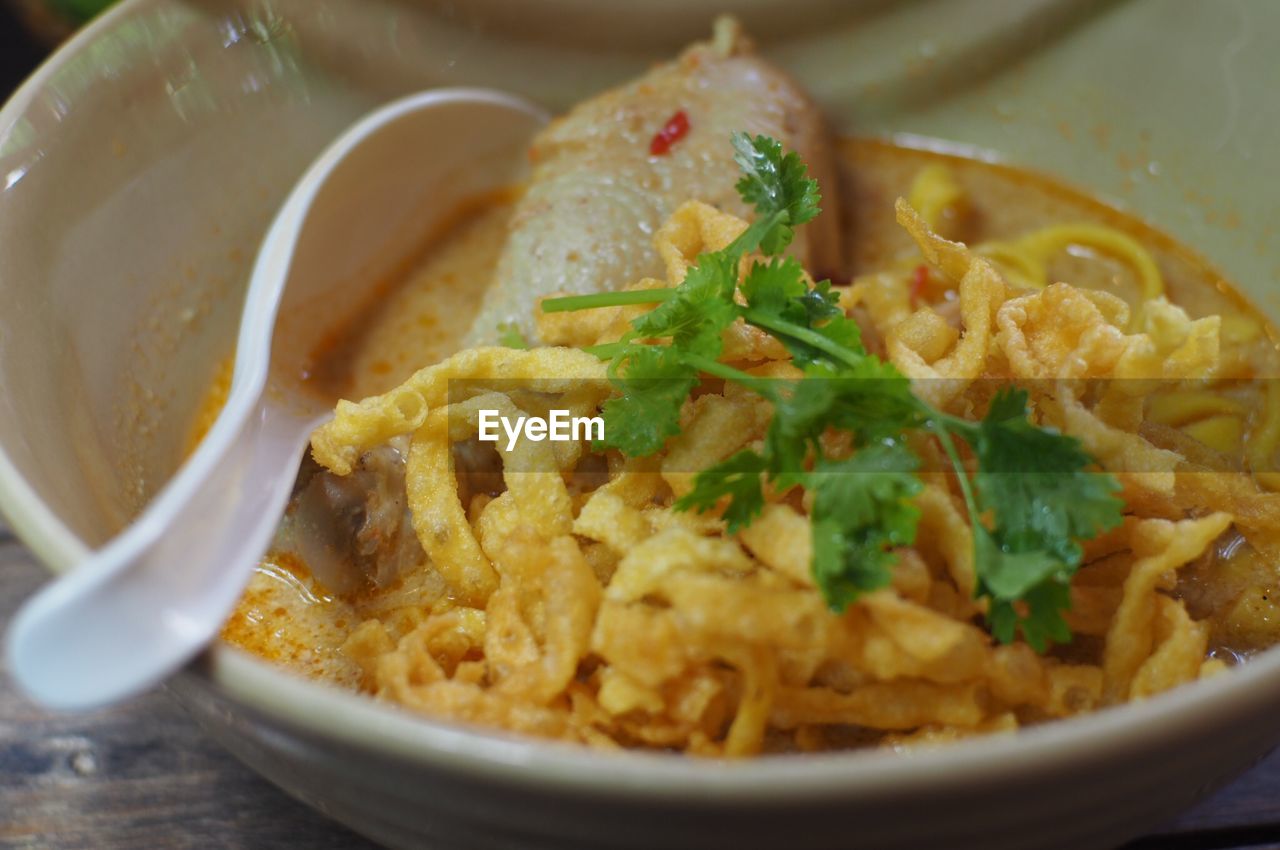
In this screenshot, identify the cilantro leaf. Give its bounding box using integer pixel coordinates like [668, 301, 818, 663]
[732, 131, 821, 256]
[973, 388, 1124, 556]
[732, 132, 821, 227]
[674, 449, 767, 532]
[809, 443, 923, 610]
[799, 280, 863, 352]
[741, 258, 864, 369]
[986, 569, 1073, 651]
[740, 256, 807, 315]
[813, 360, 922, 440]
[632, 251, 739, 358]
[602, 254, 742, 457]
[496, 322, 528, 349]
[550, 131, 1124, 655]
[760, 359, 922, 492]
[967, 387, 1125, 648]
[977, 533, 1064, 603]
[761, 378, 826, 491]
[778, 360, 920, 446]
[598, 345, 698, 456]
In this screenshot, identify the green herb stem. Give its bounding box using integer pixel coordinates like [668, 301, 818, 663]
[584, 342, 628, 360]
[682, 353, 781, 403]
[928, 420, 984, 542]
[741, 308, 865, 370]
[541, 289, 674, 313]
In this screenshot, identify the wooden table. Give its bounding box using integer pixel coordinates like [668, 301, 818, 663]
[3, 10, 1280, 850]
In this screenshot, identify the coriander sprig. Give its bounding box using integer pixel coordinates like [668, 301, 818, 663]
[540, 132, 1123, 651]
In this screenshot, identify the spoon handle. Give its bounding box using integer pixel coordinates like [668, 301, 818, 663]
[6, 405, 315, 710]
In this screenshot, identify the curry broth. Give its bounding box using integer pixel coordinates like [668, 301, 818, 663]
[216, 138, 1280, 691]
[304, 189, 521, 401]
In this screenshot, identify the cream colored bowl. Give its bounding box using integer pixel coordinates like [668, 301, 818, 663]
[2, 1, 1279, 847]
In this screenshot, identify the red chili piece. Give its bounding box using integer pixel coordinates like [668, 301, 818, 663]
[910, 264, 930, 307]
[650, 110, 690, 156]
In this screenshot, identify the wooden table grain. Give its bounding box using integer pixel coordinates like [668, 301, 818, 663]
[0, 523, 378, 850]
[3, 10, 1280, 850]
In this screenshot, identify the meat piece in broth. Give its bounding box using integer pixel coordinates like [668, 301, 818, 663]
[465, 17, 842, 345]
[279, 21, 840, 592]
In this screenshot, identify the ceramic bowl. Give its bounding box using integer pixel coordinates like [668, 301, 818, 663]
[2, 1, 1279, 848]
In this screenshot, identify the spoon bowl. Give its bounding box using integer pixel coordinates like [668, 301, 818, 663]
[6, 88, 547, 710]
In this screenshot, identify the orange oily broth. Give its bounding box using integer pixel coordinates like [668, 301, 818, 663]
[309, 188, 519, 400]
[181, 359, 359, 677]
[182, 356, 234, 459]
[194, 193, 515, 674]
[219, 552, 362, 685]
[200, 139, 1280, 680]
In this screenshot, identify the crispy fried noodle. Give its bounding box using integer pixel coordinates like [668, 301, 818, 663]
[295, 177, 1277, 756]
[214, 23, 1280, 757]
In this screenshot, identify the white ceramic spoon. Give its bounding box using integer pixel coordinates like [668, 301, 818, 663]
[6, 88, 547, 710]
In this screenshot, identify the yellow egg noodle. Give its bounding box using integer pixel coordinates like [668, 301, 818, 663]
[299, 182, 1280, 755]
[909, 162, 1275, 489]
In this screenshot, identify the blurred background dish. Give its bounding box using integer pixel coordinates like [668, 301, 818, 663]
[6, 0, 117, 43]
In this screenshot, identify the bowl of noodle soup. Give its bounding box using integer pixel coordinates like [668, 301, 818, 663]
[2, 1, 1280, 848]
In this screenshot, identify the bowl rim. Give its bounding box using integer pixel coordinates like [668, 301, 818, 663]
[6, 0, 1280, 808]
[0, 0, 147, 574]
[200, 638, 1280, 802]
